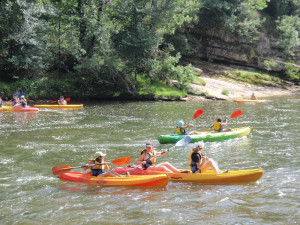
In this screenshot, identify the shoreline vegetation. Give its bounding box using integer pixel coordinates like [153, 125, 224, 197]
[2, 61, 299, 104]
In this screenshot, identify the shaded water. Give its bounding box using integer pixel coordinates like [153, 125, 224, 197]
[0, 96, 299, 224]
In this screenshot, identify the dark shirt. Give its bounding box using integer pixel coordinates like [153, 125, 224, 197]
[191, 152, 201, 165]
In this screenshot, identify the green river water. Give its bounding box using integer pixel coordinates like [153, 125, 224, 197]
[0, 96, 299, 224]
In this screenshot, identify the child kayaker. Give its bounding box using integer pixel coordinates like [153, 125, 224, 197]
[87, 151, 121, 177]
[135, 142, 183, 173]
[13, 96, 27, 108]
[12, 94, 19, 106]
[175, 121, 199, 135]
[58, 96, 67, 105]
[190, 142, 227, 174]
[209, 118, 231, 132]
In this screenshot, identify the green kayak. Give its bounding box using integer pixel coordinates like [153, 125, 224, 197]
[157, 127, 251, 144]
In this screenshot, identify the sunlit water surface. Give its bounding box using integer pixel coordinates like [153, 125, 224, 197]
[0, 96, 299, 224]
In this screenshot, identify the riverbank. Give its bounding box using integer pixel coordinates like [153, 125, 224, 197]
[187, 76, 300, 101]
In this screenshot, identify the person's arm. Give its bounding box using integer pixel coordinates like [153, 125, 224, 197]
[135, 154, 147, 165]
[182, 121, 191, 129]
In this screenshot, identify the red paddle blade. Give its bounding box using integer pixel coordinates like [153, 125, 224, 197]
[110, 157, 131, 166]
[65, 98, 71, 101]
[50, 101, 56, 103]
[230, 110, 242, 119]
[52, 165, 74, 175]
[192, 109, 204, 120]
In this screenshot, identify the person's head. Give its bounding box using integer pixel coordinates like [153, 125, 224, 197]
[13, 94, 18, 99]
[20, 96, 25, 101]
[16, 89, 20, 94]
[252, 92, 255, 95]
[177, 121, 184, 127]
[193, 141, 204, 152]
[217, 118, 222, 122]
[145, 142, 154, 151]
[60, 96, 64, 100]
[94, 151, 106, 162]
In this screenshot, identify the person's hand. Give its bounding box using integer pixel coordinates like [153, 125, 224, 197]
[161, 149, 168, 156]
[141, 161, 147, 165]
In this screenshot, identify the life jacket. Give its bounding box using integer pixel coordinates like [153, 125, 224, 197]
[189, 150, 202, 166]
[140, 149, 157, 163]
[214, 121, 221, 131]
[89, 159, 106, 170]
[175, 127, 187, 135]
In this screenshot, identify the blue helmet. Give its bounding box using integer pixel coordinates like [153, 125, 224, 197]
[177, 121, 184, 127]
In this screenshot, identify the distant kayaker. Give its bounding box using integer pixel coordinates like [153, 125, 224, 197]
[175, 121, 199, 135]
[190, 142, 226, 174]
[0, 96, 3, 107]
[250, 92, 258, 100]
[12, 94, 19, 106]
[210, 118, 231, 132]
[58, 96, 67, 105]
[87, 151, 122, 177]
[135, 142, 182, 173]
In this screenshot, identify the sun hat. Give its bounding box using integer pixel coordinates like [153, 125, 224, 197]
[177, 121, 184, 127]
[20, 95, 25, 99]
[60, 96, 64, 99]
[94, 151, 106, 158]
[146, 142, 153, 147]
[194, 141, 204, 149]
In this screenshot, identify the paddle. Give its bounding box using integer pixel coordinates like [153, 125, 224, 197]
[52, 156, 131, 175]
[192, 109, 204, 120]
[200, 110, 243, 132]
[51, 97, 71, 104]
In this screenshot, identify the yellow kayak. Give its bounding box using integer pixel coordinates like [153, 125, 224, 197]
[59, 172, 169, 187]
[113, 167, 264, 183]
[34, 104, 83, 108]
[234, 100, 266, 103]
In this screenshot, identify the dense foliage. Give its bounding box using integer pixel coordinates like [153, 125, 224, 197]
[0, 0, 299, 99]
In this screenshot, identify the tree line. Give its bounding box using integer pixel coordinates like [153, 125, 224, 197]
[0, 0, 299, 99]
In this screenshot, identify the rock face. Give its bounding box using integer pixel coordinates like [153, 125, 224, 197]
[196, 31, 300, 72]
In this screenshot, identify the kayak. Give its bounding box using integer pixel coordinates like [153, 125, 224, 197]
[158, 127, 251, 144]
[0, 106, 39, 112]
[34, 104, 83, 108]
[59, 172, 169, 187]
[234, 100, 266, 103]
[113, 167, 264, 183]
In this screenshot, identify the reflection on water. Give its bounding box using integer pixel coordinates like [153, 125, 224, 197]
[0, 96, 299, 224]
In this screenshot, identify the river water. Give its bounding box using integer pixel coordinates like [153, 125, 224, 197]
[0, 96, 299, 224]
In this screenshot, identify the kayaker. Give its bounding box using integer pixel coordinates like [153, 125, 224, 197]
[209, 118, 231, 132]
[12, 94, 19, 106]
[58, 96, 67, 105]
[0, 96, 3, 107]
[135, 142, 182, 173]
[87, 151, 122, 177]
[190, 141, 226, 174]
[250, 92, 258, 100]
[13, 96, 27, 108]
[175, 121, 199, 135]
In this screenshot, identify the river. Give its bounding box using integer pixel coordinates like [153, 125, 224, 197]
[0, 96, 299, 224]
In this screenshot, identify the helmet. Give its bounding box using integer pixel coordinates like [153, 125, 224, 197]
[177, 121, 184, 127]
[194, 141, 204, 149]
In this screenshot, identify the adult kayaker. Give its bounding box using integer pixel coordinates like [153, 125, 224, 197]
[190, 141, 226, 174]
[175, 121, 199, 135]
[135, 142, 183, 173]
[87, 151, 122, 177]
[250, 92, 258, 100]
[58, 96, 67, 105]
[209, 118, 231, 132]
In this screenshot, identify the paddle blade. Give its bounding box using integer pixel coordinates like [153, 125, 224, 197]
[200, 128, 210, 132]
[176, 135, 192, 147]
[50, 101, 57, 103]
[110, 156, 131, 166]
[230, 110, 243, 119]
[65, 97, 71, 102]
[192, 109, 204, 120]
[52, 165, 74, 175]
[248, 84, 252, 90]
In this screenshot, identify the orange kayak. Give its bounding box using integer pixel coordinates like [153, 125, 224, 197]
[113, 167, 264, 183]
[59, 172, 169, 187]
